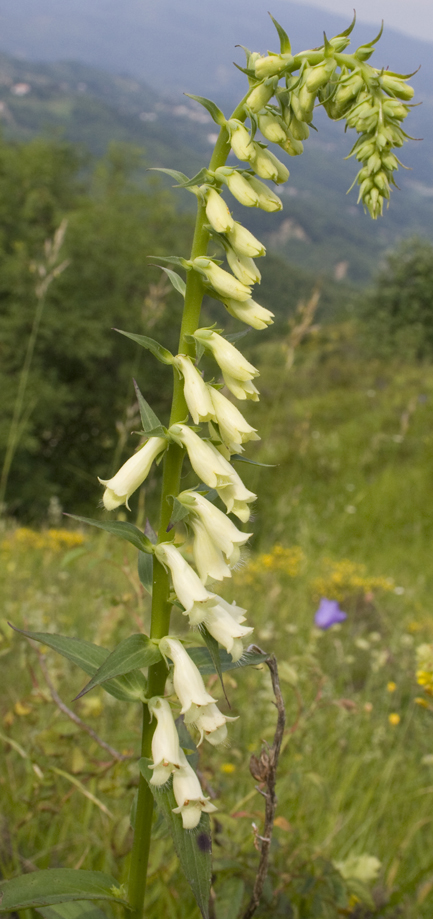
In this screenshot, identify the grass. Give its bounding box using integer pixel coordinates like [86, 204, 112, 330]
[2, 323, 433, 917]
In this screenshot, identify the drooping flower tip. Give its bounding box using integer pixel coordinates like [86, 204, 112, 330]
[314, 598, 347, 630]
[98, 436, 166, 510]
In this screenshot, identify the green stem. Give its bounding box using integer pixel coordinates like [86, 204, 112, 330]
[127, 91, 251, 919]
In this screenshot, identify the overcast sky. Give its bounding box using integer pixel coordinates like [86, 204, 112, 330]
[307, 0, 433, 44]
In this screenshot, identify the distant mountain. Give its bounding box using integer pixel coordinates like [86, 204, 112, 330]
[0, 0, 432, 284]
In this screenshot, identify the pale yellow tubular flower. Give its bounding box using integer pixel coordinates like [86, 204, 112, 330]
[174, 354, 215, 424]
[250, 145, 290, 184]
[172, 750, 217, 828]
[215, 167, 260, 207]
[226, 249, 261, 286]
[192, 257, 252, 302]
[169, 423, 235, 490]
[190, 516, 232, 584]
[193, 329, 259, 382]
[98, 436, 166, 510]
[148, 696, 183, 786]
[223, 297, 274, 330]
[228, 120, 255, 162]
[222, 374, 260, 401]
[227, 222, 266, 258]
[202, 186, 234, 233]
[246, 175, 283, 211]
[207, 385, 260, 454]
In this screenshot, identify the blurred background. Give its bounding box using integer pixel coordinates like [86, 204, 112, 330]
[2, 5, 433, 916]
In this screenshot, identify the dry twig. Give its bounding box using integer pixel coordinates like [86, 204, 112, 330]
[241, 648, 286, 919]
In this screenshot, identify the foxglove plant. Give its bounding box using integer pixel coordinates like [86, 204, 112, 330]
[3, 13, 416, 919]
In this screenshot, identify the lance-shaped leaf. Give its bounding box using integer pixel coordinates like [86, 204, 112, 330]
[268, 13, 291, 53]
[74, 634, 162, 699]
[168, 495, 190, 525]
[231, 454, 276, 468]
[138, 551, 153, 595]
[114, 329, 174, 365]
[151, 255, 191, 269]
[133, 380, 165, 435]
[153, 265, 186, 298]
[9, 626, 147, 702]
[187, 645, 270, 675]
[0, 870, 128, 912]
[37, 901, 111, 919]
[139, 759, 212, 919]
[148, 167, 190, 184]
[66, 515, 154, 554]
[185, 94, 226, 127]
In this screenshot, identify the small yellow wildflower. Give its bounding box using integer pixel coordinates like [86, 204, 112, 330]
[387, 682, 397, 693]
[312, 558, 394, 602]
[220, 763, 236, 774]
[246, 544, 305, 579]
[388, 713, 400, 726]
[1, 527, 85, 553]
[415, 697, 429, 708]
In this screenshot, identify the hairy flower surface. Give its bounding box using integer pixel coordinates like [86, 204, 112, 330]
[190, 516, 232, 583]
[204, 602, 253, 661]
[148, 696, 183, 786]
[208, 386, 260, 453]
[178, 490, 251, 563]
[99, 436, 166, 510]
[185, 701, 238, 746]
[216, 466, 256, 521]
[160, 637, 216, 712]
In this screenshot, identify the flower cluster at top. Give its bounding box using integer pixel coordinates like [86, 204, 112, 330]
[95, 14, 414, 830]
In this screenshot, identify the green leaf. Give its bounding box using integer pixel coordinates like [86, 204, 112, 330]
[148, 167, 190, 184]
[66, 514, 154, 553]
[199, 625, 228, 703]
[176, 167, 210, 189]
[231, 454, 276, 468]
[0, 870, 128, 912]
[154, 265, 186, 298]
[138, 550, 153, 595]
[268, 13, 291, 53]
[74, 634, 162, 699]
[133, 380, 164, 435]
[114, 328, 174, 365]
[151, 255, 191, 268]
[215, 877, 245, 919]
[10, 626, 147, 703]
[139, 759, 212, 919]
[168, 496, 190, 524]
[185, 94, 226, 127]
[187, 646, 269, 675]
[37, 901, 110, 919]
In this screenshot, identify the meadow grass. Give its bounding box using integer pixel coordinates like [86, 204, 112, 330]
[2, 323, 433, 917]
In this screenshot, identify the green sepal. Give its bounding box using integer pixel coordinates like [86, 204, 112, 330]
[114, 328, 174, 365]
[185, 93, 226, 126]
[0, 870, 128, 913]
[74, 634, 162, 700]
[244, 107, 259, 139]
[151, 254, 191, 269]
[168, 495, 190, 524]
[335, 10, 356, 38]
[139, 759, 212, 919]
[268, 12, 291, 54]
[177, 167, 211, 189]
[9, 625, 147, 702]
[153, 265, 186, 298]
[133, 380, 165, 435]
[225, 329, 250, 343]
[66, 514, 154, 554]
[37, 901, 111, 919]
[198, 625, 229, 704]
[233, 61, 256, 79]
[187, 645, 270, 674]
[323, 32, 334, 57]
[231, 454, 276, 468]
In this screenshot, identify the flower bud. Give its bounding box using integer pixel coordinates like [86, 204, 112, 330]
[226, 249, 261, 286]
[148, 696, 183, 786]
[290, 86, 315, 123]
[305, 59, 337, 93]
[98, 436, 166, 510]
[174, 354, 215, 425]
[203, 187, 234, 233]
[255, 53, 293, 79]
[172, 751, 217, 828]
[334, 73, 364, 108]
[222, 296, 274, 330]
[251, 145, 290, 184]
[227, 120, 255, 162]
[246, 176, 283, 212]
[227, 223, 266, 258]
[281, 134, 303, 156]
[247, 79, 276, 113]
[160, 638, 216, 712]
[258, 113, 288, 145]
[168, 423, 235, 490]
[215, 167, 260, 207]
[155, 541, 216, 622]
[208, 385, 260, 454]
[192, 257, 251, 301]
[285, 112, 310, 140]
[193, 330, 259, 382]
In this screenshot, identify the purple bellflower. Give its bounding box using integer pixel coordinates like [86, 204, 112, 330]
[314, 598, 347, 630]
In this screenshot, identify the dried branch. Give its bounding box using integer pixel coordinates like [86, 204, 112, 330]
[241, 648, 286, 919]
[35, 648, 131, 762]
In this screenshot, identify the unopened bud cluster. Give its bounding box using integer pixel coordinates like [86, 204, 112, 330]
[96, 13, 414, 830]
